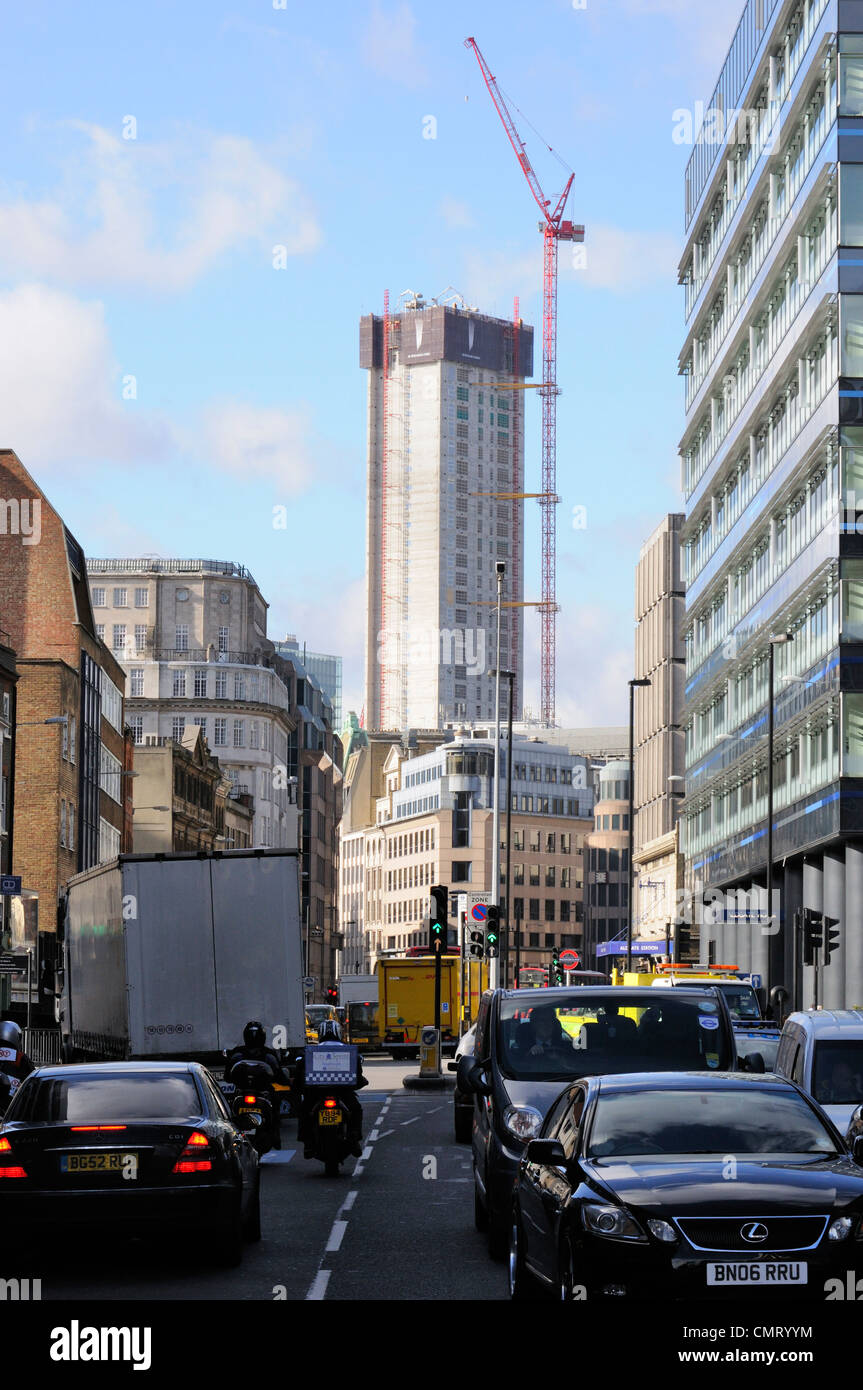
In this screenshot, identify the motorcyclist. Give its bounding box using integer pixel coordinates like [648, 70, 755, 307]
[292, 1019, 368, 1160]
[0, 1020, 35, 1111]
[226, 1020, 291, 1149]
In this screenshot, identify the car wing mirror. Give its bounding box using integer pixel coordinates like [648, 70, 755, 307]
[525, 1138, 566, 1166]
[457, 1054, 491, 1096]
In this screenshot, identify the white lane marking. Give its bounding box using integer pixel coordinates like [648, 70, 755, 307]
[400, 1116, 420, 1126]
[259, 1149, 295, 1164]
[361, 1145, 373, 1161]
[341, 1189, 358, 1212]
[368, 1128, 380, 1141]
[376, 1128, 395, 1139]
[353, 1163, 365, 1176]
[326, 1220, 348, 1252]
[306, 1270, 331, 1301]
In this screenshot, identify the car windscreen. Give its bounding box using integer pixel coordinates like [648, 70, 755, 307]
[10, 1074, 203, 1123]
[813, 1041, 863, 1106]
[713, 983, 761, 1020]
[496, 993, 732, 1080]
[348, 1003, 377, 1028]
[586, 1087, 839, 1159]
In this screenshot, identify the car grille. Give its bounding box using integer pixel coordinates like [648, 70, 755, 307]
[675, 1216, 829, 1252]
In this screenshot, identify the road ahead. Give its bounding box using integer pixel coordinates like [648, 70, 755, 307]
[20, 1062, 507, 1302]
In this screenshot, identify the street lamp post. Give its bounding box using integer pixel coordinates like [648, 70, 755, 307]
[490, 563, 505, 990]
[627, 678, 651, 972]
[767, 633, 793, 949]
[491, 667, 515, 987]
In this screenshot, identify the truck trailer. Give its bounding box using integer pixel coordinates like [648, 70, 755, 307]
[59, 849, 305, 1063]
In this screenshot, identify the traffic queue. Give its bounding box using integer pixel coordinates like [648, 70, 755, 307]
[453, 969, 863, 1301]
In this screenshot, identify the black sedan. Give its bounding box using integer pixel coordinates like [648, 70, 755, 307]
[510, 1071, 863, 1301]
[0, 1062, 260, 1266]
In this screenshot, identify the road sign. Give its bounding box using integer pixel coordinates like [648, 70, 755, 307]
[470, 903, 488, 923]
[559, 949, 580, 969]
[0, 955, 25, 974]
[303, 976, 315, 989]
[0, 876, 21, 896]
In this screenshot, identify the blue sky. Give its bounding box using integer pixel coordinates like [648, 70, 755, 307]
[0, 0, 744, 726]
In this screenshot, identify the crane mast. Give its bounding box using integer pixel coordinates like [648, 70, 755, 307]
[465, 36, 584, 727]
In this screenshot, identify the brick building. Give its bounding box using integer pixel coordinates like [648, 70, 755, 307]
[0, 450, 129, 1022]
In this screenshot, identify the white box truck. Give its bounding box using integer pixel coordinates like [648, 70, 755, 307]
[59, 849, 305, 1062]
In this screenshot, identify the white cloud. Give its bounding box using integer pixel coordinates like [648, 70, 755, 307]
[520, 602, 631, 728]
[0, 126, 319, 292]
[202, 401, 315, 493]
[0, 284, 169, 468]
[361, 2, 427, 86]
[439, 196, 476, 230]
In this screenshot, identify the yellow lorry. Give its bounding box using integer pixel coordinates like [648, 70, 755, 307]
[377, 956, 488, 1057]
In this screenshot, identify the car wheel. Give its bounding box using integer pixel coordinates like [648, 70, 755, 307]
[556, 1236, 581, 1301]
[211, 1209, 244, 1267]
[243, 1172, 261, 1242]
[324, 1158, 341, 1177]
[474, 1175, 488, 1232]
[508, 1207, 545, 1300]
[454, 1106, 472, 1144]
[487, 1200, 509, 1261]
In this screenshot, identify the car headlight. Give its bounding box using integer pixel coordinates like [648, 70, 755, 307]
[647, 1218, 678, 1244]
[582, 1203, 647, 1243]
[828, 1217, 854, 1242]
[503, 1105, 543, 1142]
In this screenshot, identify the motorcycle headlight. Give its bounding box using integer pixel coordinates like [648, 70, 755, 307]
[582, 1203, 647, 1243]
[503, 1105, 543, 1143]
[647, 1218, 678, 1244]
[827, 1217, 854, 1242]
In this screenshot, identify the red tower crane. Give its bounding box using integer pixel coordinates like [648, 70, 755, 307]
[465, 37, 584, 728]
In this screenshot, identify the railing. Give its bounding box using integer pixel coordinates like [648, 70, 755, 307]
[153, 649, 272, 666]
[24, 1027, 62, 1065]
[87, 558, 258, 585]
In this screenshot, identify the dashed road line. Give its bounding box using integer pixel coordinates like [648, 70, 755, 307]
[368, 1128, 380, 1141]
[377, 1128, 395, 1139]
[306, 1270, 331, 1301]
[326, 1220, 348, 1252]
[361, 1145, 373, 1161]
[400, 1115, 420, 1126]
[341, 1189, 358, 1212]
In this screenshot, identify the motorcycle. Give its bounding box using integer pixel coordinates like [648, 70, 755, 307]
[224, 1059, 277, 1156]
[307, 1091, 354, 1177]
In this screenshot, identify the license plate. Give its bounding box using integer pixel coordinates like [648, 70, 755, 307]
[237, 1107, 262, 1125]
[60, 1152, 137, 1173]
[318, 1109, 342, 1126]
[707, 1262, 808, 1286]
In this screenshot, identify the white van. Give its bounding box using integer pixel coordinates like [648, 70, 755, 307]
[773, 1009, 863, 1131]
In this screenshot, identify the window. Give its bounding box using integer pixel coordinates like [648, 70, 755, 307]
[215, 671, 227, 698]
[214, 719, 227, 746]
[113, 588, 127, 607]
[61, 719, 69, 760]
[70, 715, 76, 763]
[128, 716, 143, 744]
[175, 625, 189, 652]
[134, 624, 148, 652]
[172, 717, 185, 742]
[234, 673, 245, 701]
[233, 719, 245, 748]
[451, 861, 472, 882]
[60, 799, 66, 847]
[172, 669, 186, 697]
[514, 863, 524, 885]
[134, 588, 149, 608]
[529, 899, 540, 921]
[194, 669, 207, 698]
[544, 900, 555, 922]
[92, 588, 106, 607]
[249, 721, 260, 749]
[67, 802, 74, 851]
[95, 624, 105, 640]
[193, 717, 207, 738]
[130, 669, 144, 697]
[218, 626, 229, 654]
[112, 624, 126, 651]
[840, 36, 863, 116]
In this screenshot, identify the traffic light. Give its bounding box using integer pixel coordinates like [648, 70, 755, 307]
[325, 987, 338, 1005]
[466, 924, 485, 959]
[428, 885, 448, 954]
[802, 908, 823, 966]
[823, 915, 841, 965]
[485, 904, 500, 960]
[550, 948, 563, 985]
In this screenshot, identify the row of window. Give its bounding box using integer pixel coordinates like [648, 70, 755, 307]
[383, 897, 578, 925]
[589, 882, 630, 908]
[593, 813, 630, 831]
[92, 587, 149, 608]
[508, 865, 575, 887]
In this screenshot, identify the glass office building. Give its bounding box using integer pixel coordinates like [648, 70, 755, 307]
[679, 0, 863, 1005]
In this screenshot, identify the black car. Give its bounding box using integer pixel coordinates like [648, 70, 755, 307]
[0, 1062, 260, 1266]
[461, 985, 737, 1258]
[510, 1071, 863, 1301]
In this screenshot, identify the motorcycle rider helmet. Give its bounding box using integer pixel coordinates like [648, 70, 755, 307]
[0, 1020, 22, 1052]
[242, 1020, 267, 1050]
[317, 1020, 342, 1043]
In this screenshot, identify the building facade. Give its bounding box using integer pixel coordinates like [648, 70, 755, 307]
[584, 760, 631, 966]
[678, 0, 863, 1003]
[633, 515, 687, 949]
[0, 626, 17, 1010]
[274, 635, 343, 733]
[130, 727, 229, 854]
[361, 293, 534, 730]
[0, 451, 129, 1023]
[338, 729, 592, 975]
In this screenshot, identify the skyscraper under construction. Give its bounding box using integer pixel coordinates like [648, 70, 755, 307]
[360, 291, 533, 731]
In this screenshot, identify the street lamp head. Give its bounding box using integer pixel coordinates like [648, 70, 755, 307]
[629, 677, 651, 688]
[495, 561, 506, 577]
